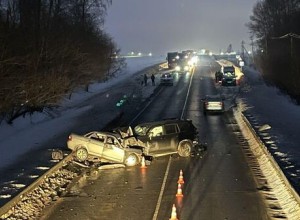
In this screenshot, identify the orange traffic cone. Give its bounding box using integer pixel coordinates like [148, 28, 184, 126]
[176, 183, 183, 197]
[140, 156, 147, 169]
[177, 169, 184, 184]
[169, 204, 178, 220]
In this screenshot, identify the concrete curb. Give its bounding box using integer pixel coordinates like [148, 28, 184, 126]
[234, 109, 300, 219]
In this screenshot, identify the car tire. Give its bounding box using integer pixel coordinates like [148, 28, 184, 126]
[124, 153, 139, 166]
[177, 140, 192, 157]
[75, 147, 88, 162]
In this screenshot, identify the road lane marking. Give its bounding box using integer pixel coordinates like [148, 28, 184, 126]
[152, 156, 172, 220]
[129, 69, 194, 219]
[152, 69, 194, 219]
[181, 68, 195, 119]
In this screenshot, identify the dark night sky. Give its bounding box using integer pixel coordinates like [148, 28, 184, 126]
[104, 0, 258, 55]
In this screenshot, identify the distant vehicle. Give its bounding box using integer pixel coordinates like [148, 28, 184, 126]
[175, 52, 190, 72]
[130, 119, 201, 157]
[221, 65, 235, 74]
[167, 52, 179, 69]
[67, 131, 143, 166]
[201, 95, 225, 115]
[220, 65, 236, 86]
[160, 72, 174, 85]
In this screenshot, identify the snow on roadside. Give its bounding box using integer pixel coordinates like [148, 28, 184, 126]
[237, 65, 300, 195]
[0, 56, 165, 169]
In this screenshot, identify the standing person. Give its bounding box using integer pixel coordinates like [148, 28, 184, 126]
[144, 74, 148, 86]
[151, 74, 155, 86]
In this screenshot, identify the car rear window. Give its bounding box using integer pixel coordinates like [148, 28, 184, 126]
[164, 124, 178, 134]
[162, 73, 171, 78]
[223, 66, 235, 73]
[206, 96, 222, 101]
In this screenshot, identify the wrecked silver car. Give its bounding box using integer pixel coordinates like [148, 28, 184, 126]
[67, 131, 144, 166]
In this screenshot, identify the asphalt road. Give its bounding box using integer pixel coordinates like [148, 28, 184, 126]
[40, 62, 269, 220]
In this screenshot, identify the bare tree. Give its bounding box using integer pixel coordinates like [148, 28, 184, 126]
[247, 0, 300, 101]
[0, 0, 121, 123]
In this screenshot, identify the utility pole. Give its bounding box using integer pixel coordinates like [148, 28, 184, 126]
[241, 41, 245, 60]
[250, 36, 254, 55]
[271, 33, 300, 59]
[250, 36, 255, 64]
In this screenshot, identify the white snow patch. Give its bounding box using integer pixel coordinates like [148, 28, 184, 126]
[10, 183, 26, 189]
[35, 166, 50, 170]
[0, 194, 11, 199]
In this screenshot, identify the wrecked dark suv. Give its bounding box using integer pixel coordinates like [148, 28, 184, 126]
[115, 119, 201, 157]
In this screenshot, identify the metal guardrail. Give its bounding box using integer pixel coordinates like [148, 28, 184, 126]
[0, 154, 74, 218]
[236, 111, 300, 219]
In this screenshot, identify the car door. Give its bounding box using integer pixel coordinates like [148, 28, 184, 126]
[147, 124, 178, 154]
[102, 135, 125, 162]
[86, 132, 105, 156]
[162, 124, 179, 151]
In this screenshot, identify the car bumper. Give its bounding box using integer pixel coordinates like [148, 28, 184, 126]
[222, 79, 236, 86]
[205, 107, 224, 111]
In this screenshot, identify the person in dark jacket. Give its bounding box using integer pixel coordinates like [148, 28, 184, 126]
[144, 74, 148, 86]
[151, 74, 155, 86]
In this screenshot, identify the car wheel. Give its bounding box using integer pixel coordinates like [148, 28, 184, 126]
[75, 147, 88, 162]
[177, 140, 192, 157]
[124, 153, 139, 166]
